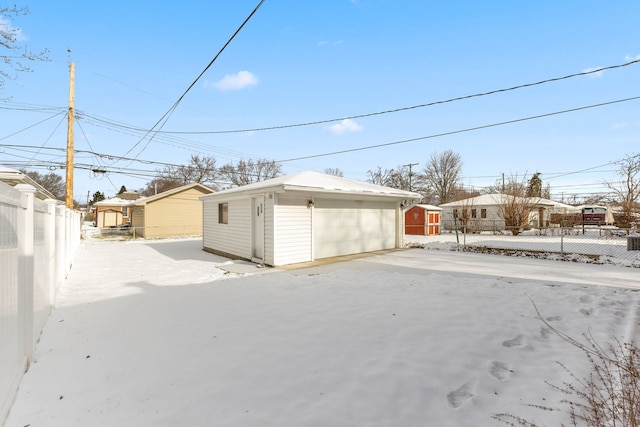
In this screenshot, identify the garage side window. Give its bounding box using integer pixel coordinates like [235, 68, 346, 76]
[218, 203, 228, 224]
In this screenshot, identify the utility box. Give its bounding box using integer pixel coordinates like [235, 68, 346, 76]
[628, 236, 640, 251]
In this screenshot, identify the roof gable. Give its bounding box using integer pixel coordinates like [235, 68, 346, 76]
[201, 171, 422, 200]
[135, 183, 214, 206]
[439, 193, 555, 208]
[0, 166, 58, 200]
[411, 204, 442, 211]
[93, 197, 137, 207]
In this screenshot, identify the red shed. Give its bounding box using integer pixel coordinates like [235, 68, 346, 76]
[405, 204, 442, 235]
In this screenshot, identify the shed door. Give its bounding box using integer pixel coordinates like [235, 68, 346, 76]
[428, 212, 440, 235]
[103, 211, 119, 227]
[252, 196, 265, 261]
[313, 199, 397, 259]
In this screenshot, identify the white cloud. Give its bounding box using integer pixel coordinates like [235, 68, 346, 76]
[610, 122, 627, 130]
[582, 66, 604, 78]
[0, 16, 26, 41]
[206, 71, 258, 91]
[625, 54, 640, 61]
[327, 119, 363, 135]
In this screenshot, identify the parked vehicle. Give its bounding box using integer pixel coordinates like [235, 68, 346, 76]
[581, 206, 612, 225]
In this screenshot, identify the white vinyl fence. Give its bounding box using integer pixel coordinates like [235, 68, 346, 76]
[0, 182, 81, 424]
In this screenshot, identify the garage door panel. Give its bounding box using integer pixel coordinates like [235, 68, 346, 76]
[313, 199, 397, 259]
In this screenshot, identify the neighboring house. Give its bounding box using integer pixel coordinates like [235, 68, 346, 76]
[405, 204, 442, 235]
[130, 183, 214, 238]
[93, 193, 140, 228]
[439, 193, 556, 232]
[0, 166, 58, 201]
[200, 171, 423, 267]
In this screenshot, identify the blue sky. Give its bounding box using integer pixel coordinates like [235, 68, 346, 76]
[1, 1, 639, 201]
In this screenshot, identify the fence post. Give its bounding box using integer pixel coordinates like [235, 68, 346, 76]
[560, 228, 564, 255]
[15, 184, 35, 364]
[55, 205, 66, 289]
[45, 200, 58, 305]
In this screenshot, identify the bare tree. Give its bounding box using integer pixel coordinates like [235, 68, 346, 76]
[165, 154, 217, 185]
[219, 158, 282, 187]
[605, 153, 640, 227]
[139, 177, 182, 197]
[20, 169, 65, 200]
[323, 168, 344, 177]
[141, 155, 217, 196]
[366, 165, 414, 191]
[1, 5, 49, 93]
[422, 150, 463, 204]
[453, 197, 476, 232]
[387, 166, 413, 191]
[495, 174, 542, 235]
[367, 166, 395, 187]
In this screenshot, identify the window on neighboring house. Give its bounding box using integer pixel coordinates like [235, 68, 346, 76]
[218, 203, 228, 224]
[471, 209, 477, 218]
[122, 206, 128, 217]
[481, 208, 487, 219]
[453, 209, 458, 219]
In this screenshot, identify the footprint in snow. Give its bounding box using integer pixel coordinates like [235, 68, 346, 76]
[447, 381, 476, 409]
[546, 315, 562, 322]
[580, 295, 594, 304]
[502, 335, 525, 348]
[579, 307, 597, 317]
[489, 361, 513, 381]
[539, 327, 553, 340]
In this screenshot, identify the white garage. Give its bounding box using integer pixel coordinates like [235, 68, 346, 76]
[200, 171, 422, 267]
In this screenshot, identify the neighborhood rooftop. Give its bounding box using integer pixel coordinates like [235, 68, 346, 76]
[201, 171, 423, 199]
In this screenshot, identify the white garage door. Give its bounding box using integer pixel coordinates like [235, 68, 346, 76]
[313, 199, 398, 259]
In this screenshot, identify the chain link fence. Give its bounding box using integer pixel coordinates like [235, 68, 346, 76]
[92, 225, 203, 239]
[406, 220, 640, 268]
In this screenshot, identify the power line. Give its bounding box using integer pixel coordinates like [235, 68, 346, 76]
[150, 57, 640, 135]
[0, 144, 185, 169]
[76, 111, 260, 160]
[120, 0, 266, 162]
[0, 111, 66, 141]
[276, 95, 640, 163]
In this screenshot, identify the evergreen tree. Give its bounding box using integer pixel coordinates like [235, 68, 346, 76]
[90, 191, 105, 205]
[526, 172, 542, 197]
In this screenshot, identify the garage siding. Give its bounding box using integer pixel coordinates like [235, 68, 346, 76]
[273, 195, 312, 265]
[202, 198, 251, 259]
[143, 188, 205, 238]
[130, 207, 145, 237]
[263, 194, 274, 265]
[313, 199, 397, 259]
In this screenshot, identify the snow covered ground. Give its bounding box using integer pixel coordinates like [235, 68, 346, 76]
[406, 229, 640, 268]
[5, 234, 640, 427]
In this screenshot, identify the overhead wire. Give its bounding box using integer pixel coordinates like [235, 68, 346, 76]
[0, 144, 187, 169]
[23, 112, 68, 168]
[0, 110, 66, 141]
[276, 95, 640, 163]
[76, 111, 259, 160]
[118, 0, 266, 162]
[149, 57, 640, 135]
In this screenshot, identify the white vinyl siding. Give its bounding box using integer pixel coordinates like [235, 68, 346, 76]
[202, 198, 251, 259]
[313, 199, 397, 259]
[273, 195, 312, 265]
[263, 194, 275, 266]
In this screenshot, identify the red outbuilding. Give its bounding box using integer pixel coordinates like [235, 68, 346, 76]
[405, 204, 442, 235]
